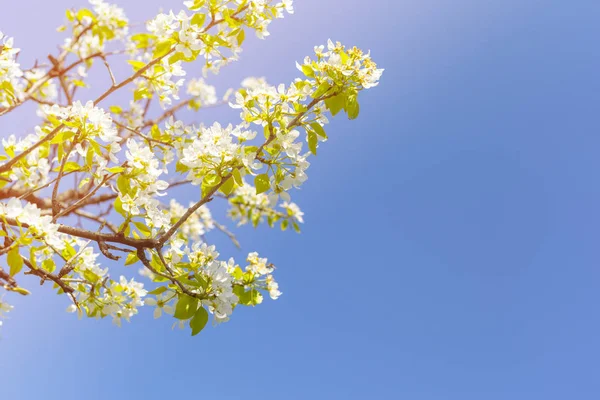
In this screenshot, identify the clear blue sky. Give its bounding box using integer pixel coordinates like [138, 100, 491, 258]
[1, 0, 600, 398]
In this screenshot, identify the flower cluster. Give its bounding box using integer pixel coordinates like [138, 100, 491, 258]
[42, 100, 122, 174]
[179, 122, 257, 185]
[243, 251, 281, 299]
[119, 138, 170, 232]
[0, 31, 23, 108]
[187, 78, 218, 109]
[226, 39, 383, 207]
[143, 243, 280, 330]
[0, 198, 63, 249]
[68, 275, 147, 327]
[1, 132, 51, 189]
[228, 182, 304, 231]
[133, 58, 186, 108]
[131, 0, 294, 108]
[167, 199, 214, 242]
[297, 39, 384, 91]
[63, 0, 129, 59]
[1, 198, 147, 327]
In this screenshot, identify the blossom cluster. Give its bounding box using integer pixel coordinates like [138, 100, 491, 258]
[167, 199, 214, 242]
[186, 78, 218, 109]
[142, 243, 280, 330]
[63, 0, 129, 59]
[179, 122, 257, 185]
[228, 182, 304, 230]
[1, 131, 51, 189]
[42, 100, 122, 176]
[132, 58, 187, 108]
[120, 138, 170, 230]
[129, 0, 294, 109]
[0, 199, 147, 327]
[0, 198, 64, 249]
[0, 32, 23, 108]
[297, 39, 384, 93]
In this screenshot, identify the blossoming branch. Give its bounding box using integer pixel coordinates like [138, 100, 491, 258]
[0, 0, 383, 335]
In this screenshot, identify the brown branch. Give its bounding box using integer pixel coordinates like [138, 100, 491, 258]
[23, 257, 75, 295]
[73, 209, 118, 234]
[93, 49, 174, 106]
[213, 221, 241, 249]
[3, 216, 157, 249]
[100, 55, 117, 86]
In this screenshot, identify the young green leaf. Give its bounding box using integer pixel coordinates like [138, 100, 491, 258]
[174, 295, 198, 320]
[254, 174, 270, 194]
[189, 307, 209, 336]
[7, 247, 23, 276]
[307, 131, 318, 155]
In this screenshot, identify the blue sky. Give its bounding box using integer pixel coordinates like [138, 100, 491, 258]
[1, 0, 600, 399]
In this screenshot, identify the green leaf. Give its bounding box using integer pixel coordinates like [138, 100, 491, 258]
[148, 286, 168, 295]
[201, 174, 221, 197]
[190, 307, 209, 336]
[42, 259, 56, 273]
[237, 28, 245, 46]
[219, 176, 235, 196]
[340, 50, 350, 65]
[310, 122, 327, 139]
[231, 267, 244, 281]
[191, 13, 206, 26]
[130, 33, 156, 49]
[150, 124, 161, 139]
[238, 289, 263, 306]
[62, 161, 81, 173]
[173, 295, 198, 320]
[114, 197, 125, 216]
[134, 87, 151, 101]
[109, 105, 123, 114]
[76, 8, 95, 23]
[301, 64, 315, 78]
[71, 79, 86, 88]
[125, 252, 139, 266]
[232, 168, 243, 186]
[127, 60, 146, 71]
[254, 174, 270, 194]
[203, 174, 221, 187]
[168, 52, 185, 65]
[187, 0, 206, 11]
[50, 131, 75, 144]
[133, 221, 151, 236]
[117, 175, 130, 195]
[153, 40, 174, 59]
[105, 166, 124, 173]
[325, 94, 345, 116]
[307, 131, 318, 155]
[312, 82, 330, 99]
[345, 94, 360, 120]
[7, 247, 23, 276]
